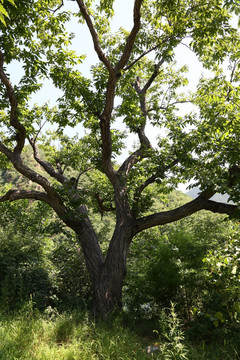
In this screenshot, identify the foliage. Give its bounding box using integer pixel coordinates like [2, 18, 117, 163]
[0, 199, 91, 312]
[196, 227, 240, 332]
[49, 232, 91, 311]
[0, 217, 52, 311]
[124, 205, 240, 336]
[0, 0, 15, 26]
[155, 303, 188, 360]
[0, 0, 239, 315]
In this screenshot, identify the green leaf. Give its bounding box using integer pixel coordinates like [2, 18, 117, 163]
[0, 12, 6, 25]
[0, 3, 9, 17]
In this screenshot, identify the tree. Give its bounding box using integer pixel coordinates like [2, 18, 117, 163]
[0, 0, 239, 315]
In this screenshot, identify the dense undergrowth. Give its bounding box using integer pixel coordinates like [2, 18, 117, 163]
[0, 192, 240, 359]
[0, 305, 239, 360]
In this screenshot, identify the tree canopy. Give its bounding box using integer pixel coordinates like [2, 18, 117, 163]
[0, 0, 239, 314]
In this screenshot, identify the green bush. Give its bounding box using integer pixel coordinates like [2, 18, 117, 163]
[0, 200, 91, 312]
[124, 212, 240, 337]
[49, 232, 91, 311]
[193, 226, 240, 334]
[0, 227, 52, 311]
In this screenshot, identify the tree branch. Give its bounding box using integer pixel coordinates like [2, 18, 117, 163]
[75, 0, 113, 74]
[118, 70, 158, 177]
[115, 0, 144, 72]
[133, 192, 238, 235]
[133, 158, 179, 206]
[0, 51, 26, 154]
[0, 139, 65, 207]
[147, 100, 192, 113]
[0, 141, 13, 160]
[118, 148, 144, 176]
[0, 188, 53, 205]
[202, 199, 238, 214]
[124, 44, 160, 71]
[28, 137, 67, 184]
[93, 192, 115, 218]
[142, 58, 165, 94]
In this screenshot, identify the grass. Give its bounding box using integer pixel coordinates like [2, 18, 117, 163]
[0, 309, 149, 359]
[0, 307, 239, 360]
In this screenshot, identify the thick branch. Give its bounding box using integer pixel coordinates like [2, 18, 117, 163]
[0, 141, 65, 208]
[11, 153, 58, 196]
[202, 199, 238, 214]
[117, 125, 152, 176]
[118, 75, 155, 176]
[75, 204, 104, 279]
[133, 192, 238, 235]
[99, 78, 119, 182]
[76, 1, 143, 184]
[0, 141, 13, 159]
[118, 147, 148, 177]
[0, 188, 54, 206]
[74, 2, 117, 181]
[131, 77, 152, 149]
[0, 51, 26, 153]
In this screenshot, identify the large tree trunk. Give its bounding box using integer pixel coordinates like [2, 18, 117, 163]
[76, 216, 133, 316]
[93, 226, 132, 315]
[69, 186, 134, 316]
[93, 263, 125, 315]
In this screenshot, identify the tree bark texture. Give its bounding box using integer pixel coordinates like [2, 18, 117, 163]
[76, 211, 133, 315]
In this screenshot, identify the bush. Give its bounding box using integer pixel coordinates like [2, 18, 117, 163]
[0, 200, 91, 312]
[0, 227, 52, 311]
[49, 232, 91, 311]
[124, 212, 240, 337]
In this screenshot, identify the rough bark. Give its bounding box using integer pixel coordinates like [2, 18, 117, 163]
[72, 182, 133, 315]
[88, 222, 132, 315]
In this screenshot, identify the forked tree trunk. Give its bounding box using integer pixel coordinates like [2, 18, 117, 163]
[94, 227, 132, 315]
[77, 219, 132, 316]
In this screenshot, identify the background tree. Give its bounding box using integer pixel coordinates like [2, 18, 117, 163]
[0, 0, 239, 315]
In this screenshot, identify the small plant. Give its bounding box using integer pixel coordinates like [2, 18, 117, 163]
[155, 302, 189, 360]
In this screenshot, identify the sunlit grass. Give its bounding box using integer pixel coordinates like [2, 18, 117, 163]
[0, 310, 149, 359]
[0, 308, 239, 360]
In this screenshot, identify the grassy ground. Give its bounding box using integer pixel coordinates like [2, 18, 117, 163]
[0, 308, 239, 360]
